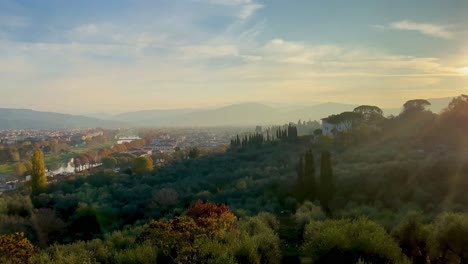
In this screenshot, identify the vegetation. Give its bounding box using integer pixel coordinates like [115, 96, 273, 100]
[31, 149, 47, 195]
[2, 95, 468, 263]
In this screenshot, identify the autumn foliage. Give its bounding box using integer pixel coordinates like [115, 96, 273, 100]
[185, 200, 236, 237]
[0, 232, 37, 264]
[138, 201, 236, 262]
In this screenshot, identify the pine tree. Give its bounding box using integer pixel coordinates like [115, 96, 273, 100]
[319, 150, 333, 214]
[31, 149, 47, 195]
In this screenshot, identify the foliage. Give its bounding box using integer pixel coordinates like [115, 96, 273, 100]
[294, 201, 326, 229]
[319, 150, 333, 213]
[302, 218, 408, 264]
[185, 201, 237, 238]
[30, 208, 66, 246]
[101, 157, 117, 169]
[353, 105, 384, 124]
[198, 214, 281, 264]
[402, 99, 431, 114]
[132, 156, 153, 175]
[151, 188, 178, 209]
[392, 211, 430, 264]
[31, 149, 47, 194]
[188, 147, 201, 159]
[138, 201, 236, 262]
[428, 212, 468, 263]
[0, 232, 37, 264]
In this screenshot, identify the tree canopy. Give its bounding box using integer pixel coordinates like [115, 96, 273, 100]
[402, 99, 431, 114]
[132, 157, 153, 175]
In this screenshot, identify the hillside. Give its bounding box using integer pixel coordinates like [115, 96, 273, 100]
[0, 108, 124, 129]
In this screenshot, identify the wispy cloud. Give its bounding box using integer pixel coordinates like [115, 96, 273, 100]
[1, 1, 466, 112]
[200, 0, 263, 21]
[372, 20, 453, 39]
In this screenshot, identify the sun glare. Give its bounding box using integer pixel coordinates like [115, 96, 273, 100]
[461, 66, 468, 75]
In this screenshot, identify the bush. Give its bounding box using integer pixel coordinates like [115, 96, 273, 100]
[302, 218, 408, 264]
[428, 212, 468, 263]
[294, 201, 326, 228]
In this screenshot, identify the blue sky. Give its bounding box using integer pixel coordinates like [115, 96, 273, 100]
[0, 0, 467, 113]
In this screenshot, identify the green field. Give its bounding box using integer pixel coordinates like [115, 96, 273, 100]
[0, 163, 13, 175]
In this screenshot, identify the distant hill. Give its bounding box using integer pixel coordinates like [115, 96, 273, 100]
[4, 96, 455, 129]
[105, 102, 358, 126]
[0, 108, 124, 129]
[104, 96, 456, 127]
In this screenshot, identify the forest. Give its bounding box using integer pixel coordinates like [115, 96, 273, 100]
[1, 95, 468, 263]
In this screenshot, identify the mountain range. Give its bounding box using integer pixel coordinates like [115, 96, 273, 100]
[0, 97, 455, 129]
[0, 108, 123, 129]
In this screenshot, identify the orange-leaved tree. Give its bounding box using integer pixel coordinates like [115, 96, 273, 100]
[138, 201, 236, 262]
[185, 200, 236, 238]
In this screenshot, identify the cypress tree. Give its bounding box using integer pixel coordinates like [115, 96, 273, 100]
[319, 150, 333, 214]
[31, 149, 47, 195]
[304, 150, 316, 201]
[296, 156, 305, 201]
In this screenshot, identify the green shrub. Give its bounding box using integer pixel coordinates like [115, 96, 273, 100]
[302, 217, 408, 264]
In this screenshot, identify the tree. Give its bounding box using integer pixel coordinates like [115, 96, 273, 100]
[14, 163, 28, 177]
[296, 157, 305, 201]
[101, 157, 117, 169]
[393, 212, 430, 264]
[319, 150, 333, 214]
[428, 212, 468, 264]
[402, 99, 431, 114]
[132, 157, 153, 175]
[138, 201, 236, 263]
[31, 149, 47, 195]
[304, 150, 316, 201]
[30, 208, 65, 246]
[8, 147, 20, 162]
[313, 129, 323, 136]
[440, 94, 468, 135]
[188, 147, 200, 159]
[302, 218, 407, 264]
[185, 200, 237, 238]
[151, 188, 178, 208]
[73, 157, 81, 172]
[0, 232, 37, 264]
[353, 105, 384, 123]
[445, 94, 468, 113]
[325, 112, 362, 130]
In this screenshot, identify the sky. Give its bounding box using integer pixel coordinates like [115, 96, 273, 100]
[0, 0, 467, 113]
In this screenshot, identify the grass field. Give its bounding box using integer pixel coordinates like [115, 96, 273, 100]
[0, 163, 13, 175]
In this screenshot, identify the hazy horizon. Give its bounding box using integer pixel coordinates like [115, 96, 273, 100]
[1, 0, 467, 113]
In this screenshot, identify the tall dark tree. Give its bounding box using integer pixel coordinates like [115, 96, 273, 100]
[296, 156, 305, 201]
[319, 150, 333, 214]
[304, 150, 316, 201]
[188, 147, 200, 159]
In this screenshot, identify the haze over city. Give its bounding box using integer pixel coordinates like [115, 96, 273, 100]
[1, 0, 467, 113]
